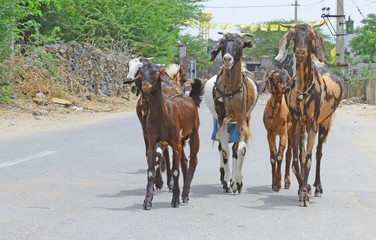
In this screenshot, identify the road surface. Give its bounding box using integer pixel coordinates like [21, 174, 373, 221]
[0, 101, 375, 239]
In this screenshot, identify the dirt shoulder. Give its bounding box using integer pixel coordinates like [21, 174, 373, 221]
[0, 96, 138, 139]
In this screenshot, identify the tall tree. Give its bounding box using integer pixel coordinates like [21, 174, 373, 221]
[31, 0, 205, 64]
[349, 13, 376, 63]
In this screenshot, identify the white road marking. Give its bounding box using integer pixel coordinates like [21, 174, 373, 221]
[0, 151, 57, 169]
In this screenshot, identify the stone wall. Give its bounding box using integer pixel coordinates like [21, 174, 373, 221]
[44, 41, 131, 97]
[345, 78, 376, 105]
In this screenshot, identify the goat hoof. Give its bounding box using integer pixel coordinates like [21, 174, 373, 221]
[155, 180, 163, 190]
[223, 181, 231, 193]
[182, 195, 189, 203]
[143, 201, 152, 210]
[299, 188, 310, 207]
[230, 180, 243, 193]
[171, 198, 180, 208]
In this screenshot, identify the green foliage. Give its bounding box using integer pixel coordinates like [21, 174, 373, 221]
[179, 34, 211, 71]
[0, 80, 12, 102]
[29, 0, 204, 64]
[1, 0, 204, 64]
[0, 0, 57, 60]
[349, 13, 376, 63]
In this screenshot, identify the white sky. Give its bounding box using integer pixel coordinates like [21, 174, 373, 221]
[184, 0, 376, 41]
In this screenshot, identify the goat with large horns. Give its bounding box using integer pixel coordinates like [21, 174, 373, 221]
[275, 23, 344, 206]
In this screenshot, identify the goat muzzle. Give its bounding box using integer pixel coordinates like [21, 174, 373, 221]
[222, 53, 234, 69]
[295, 48, 308, 62]
[142, 83, 152, 92]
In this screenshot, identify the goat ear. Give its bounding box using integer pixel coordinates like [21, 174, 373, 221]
[210, 43, 221, 62]
[275, 30, 294, 63]
[178, 67, 187, 87]
[159, 67, 171, 84]
[244, 39, 254, 49]
[134, 74, 142, 90]
[265, 75, 273, 94]
[313, 30, 326, 62]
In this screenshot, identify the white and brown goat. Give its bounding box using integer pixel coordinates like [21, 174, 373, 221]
[204, 32, 259, 193]
[275, 23, 344, 206]
[263, 69, 292, 191]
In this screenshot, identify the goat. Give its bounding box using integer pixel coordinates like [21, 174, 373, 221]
[204, 32, 259, 193]
[263, 69, 292, 191]
[137, 62, 201, 209]
[275, 23, 344, 206]
[125, 57, 203, 192]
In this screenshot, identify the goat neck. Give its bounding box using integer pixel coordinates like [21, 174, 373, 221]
[269, 92, 284, 110]
[218, 60, 243, 93]
[296, 53, 314, 93]
[146, 82, 167, 130]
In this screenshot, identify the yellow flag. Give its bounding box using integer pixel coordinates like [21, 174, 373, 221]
[200, 22, 208, 28]
[330, 46, 336, 58]
[189, 20, 198, 27]
[250, 25, 258, 32]
[310, 21, 318, 25]
[240, 24, 248, 29]
[280, 25, 288, 31]
[320, 20, 328, 25]
[209, 22, 218, 29]
[270, 25, 279, 31]
[229, 24, 238, 28]
[260, 25, 268, 31]
[220, 23, 228, 30]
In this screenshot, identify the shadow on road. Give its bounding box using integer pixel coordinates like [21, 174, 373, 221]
[94, 201, 173, 212]
[242, 185, 315, 210]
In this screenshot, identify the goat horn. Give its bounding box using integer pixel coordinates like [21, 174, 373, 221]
[312, 21, 326, 28]
[218, 32, 226, 35]
[280, 23, 296, 28]
[145, 57, 154, 61]
[239, 33, 254, 38]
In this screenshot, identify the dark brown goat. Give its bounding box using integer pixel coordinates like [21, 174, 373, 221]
[125, 58, 203, 192]
[263, 70, 292, 191]
[137, 62, 200, 209]
[275, 23, 344, 206]
[205, 32, 259, 193]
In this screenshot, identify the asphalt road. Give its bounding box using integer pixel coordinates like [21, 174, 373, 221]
[1, 101, 375, 240]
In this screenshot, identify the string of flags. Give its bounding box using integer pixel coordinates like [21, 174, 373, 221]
[187, 20, 328, 32]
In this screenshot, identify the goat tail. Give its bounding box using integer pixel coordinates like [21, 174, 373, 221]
[189, 78, 205, 107]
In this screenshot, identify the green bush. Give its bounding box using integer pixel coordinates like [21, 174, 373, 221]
[0, 80, 12, 102]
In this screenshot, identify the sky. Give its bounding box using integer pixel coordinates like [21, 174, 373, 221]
[184, 0, 376, 41]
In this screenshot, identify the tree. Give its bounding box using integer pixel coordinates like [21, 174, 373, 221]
[178, 34, 211, 72]
[27, 0, 205, 64]
[349, 13, 376, 63]
[0, 0, 56, 60]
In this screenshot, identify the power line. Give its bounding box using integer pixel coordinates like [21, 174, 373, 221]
[205, 5, 291, 9]
[351, 0, 366, 18]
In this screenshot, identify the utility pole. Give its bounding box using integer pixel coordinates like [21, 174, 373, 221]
[336, 0, 347, 71]
[294, 0, 298, 23]
[292, 0, 300, 75]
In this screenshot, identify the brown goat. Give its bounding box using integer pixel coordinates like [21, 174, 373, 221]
[275, 23, 344, 206]
[124, 58, 203, 192]
[138, 62, 200, 209]
[263, 69, 292, 191]
[205, 32, 259, 193]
